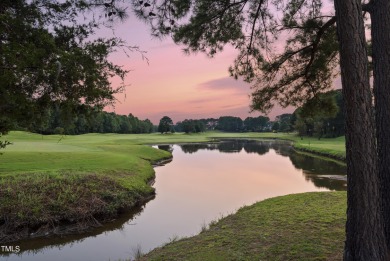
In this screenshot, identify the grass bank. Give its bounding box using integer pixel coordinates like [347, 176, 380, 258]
[291, 136, 345, 162]
[143, 192, 346, 261]
[0, 131, 173, 242]
[0, 131, 345, 243]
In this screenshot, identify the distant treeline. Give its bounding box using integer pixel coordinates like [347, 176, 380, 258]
[173, 116, 272, 133]
[22, 105, 154, 135]
[174, 116, 273, 133]
[175, 119, 206, 133]
[14, 90, 344, 138]
[173, 90, 345, 138]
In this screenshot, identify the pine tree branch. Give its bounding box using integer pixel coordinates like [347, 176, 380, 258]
[248, 0, 266, 51]
[304, 16, 336, 77]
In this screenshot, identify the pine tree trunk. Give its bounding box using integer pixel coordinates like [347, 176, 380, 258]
[333, 0, 389, 260]
[370, 0, 390, 248]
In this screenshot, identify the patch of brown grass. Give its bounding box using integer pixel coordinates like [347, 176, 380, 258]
[0, 173, 151, 243]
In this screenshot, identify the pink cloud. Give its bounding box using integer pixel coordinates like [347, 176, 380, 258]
[103, 15, 296, 124]
[197, 77, 251, 94]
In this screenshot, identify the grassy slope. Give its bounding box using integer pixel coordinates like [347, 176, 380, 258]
[292, 136, 346, 161]
[144, 192, 346, 261]
[0, 131, 346, 246]
[0, 132, 173, 241]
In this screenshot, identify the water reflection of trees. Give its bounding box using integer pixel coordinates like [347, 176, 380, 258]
[157, 145, 173, 152]
[180, 143, 218, 154]
[179, 139, 347, 191]
[217, 140, 243, 153]
[179, 139, 294, 156]
[289, 152, 347, 191]
[273, 143, 294, 157]
[303, 176, 346, 191]
[289, 153, 346, 175]
[180, 140, 273, 155]
[242, 141, 269, 155]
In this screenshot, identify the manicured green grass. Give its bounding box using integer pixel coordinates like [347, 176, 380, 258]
[0, 131, 346, 245]
[0, 131, 346, 175]
[143, 192, 347, 261]
[0, 132, 173, 241]
[292, 136, 346, 161]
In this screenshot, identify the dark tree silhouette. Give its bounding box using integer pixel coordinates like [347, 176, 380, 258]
[158, 116, 174, 134]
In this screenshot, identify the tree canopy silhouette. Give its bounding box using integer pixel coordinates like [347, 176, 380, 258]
[158, 116, 174, 133]
[0, 0, 141, 136]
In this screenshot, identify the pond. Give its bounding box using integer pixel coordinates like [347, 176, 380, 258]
[1, 139, 346, 261]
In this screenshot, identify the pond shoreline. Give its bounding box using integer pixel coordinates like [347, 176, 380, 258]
[0, 132, 345, 248]
[0, 156, 172, 245]
[1, 192, 157, 244]
[142, 192, 347, 260]
[0, 195, 156, 245]
[293, 145, 346, 162]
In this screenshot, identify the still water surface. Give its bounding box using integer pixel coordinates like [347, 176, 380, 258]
[1, 140, 346, 261]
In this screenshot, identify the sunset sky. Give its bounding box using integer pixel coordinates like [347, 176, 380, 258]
[102, 6, 338, 124]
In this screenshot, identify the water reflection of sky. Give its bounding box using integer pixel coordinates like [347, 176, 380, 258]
[3, 140, 346, 261]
